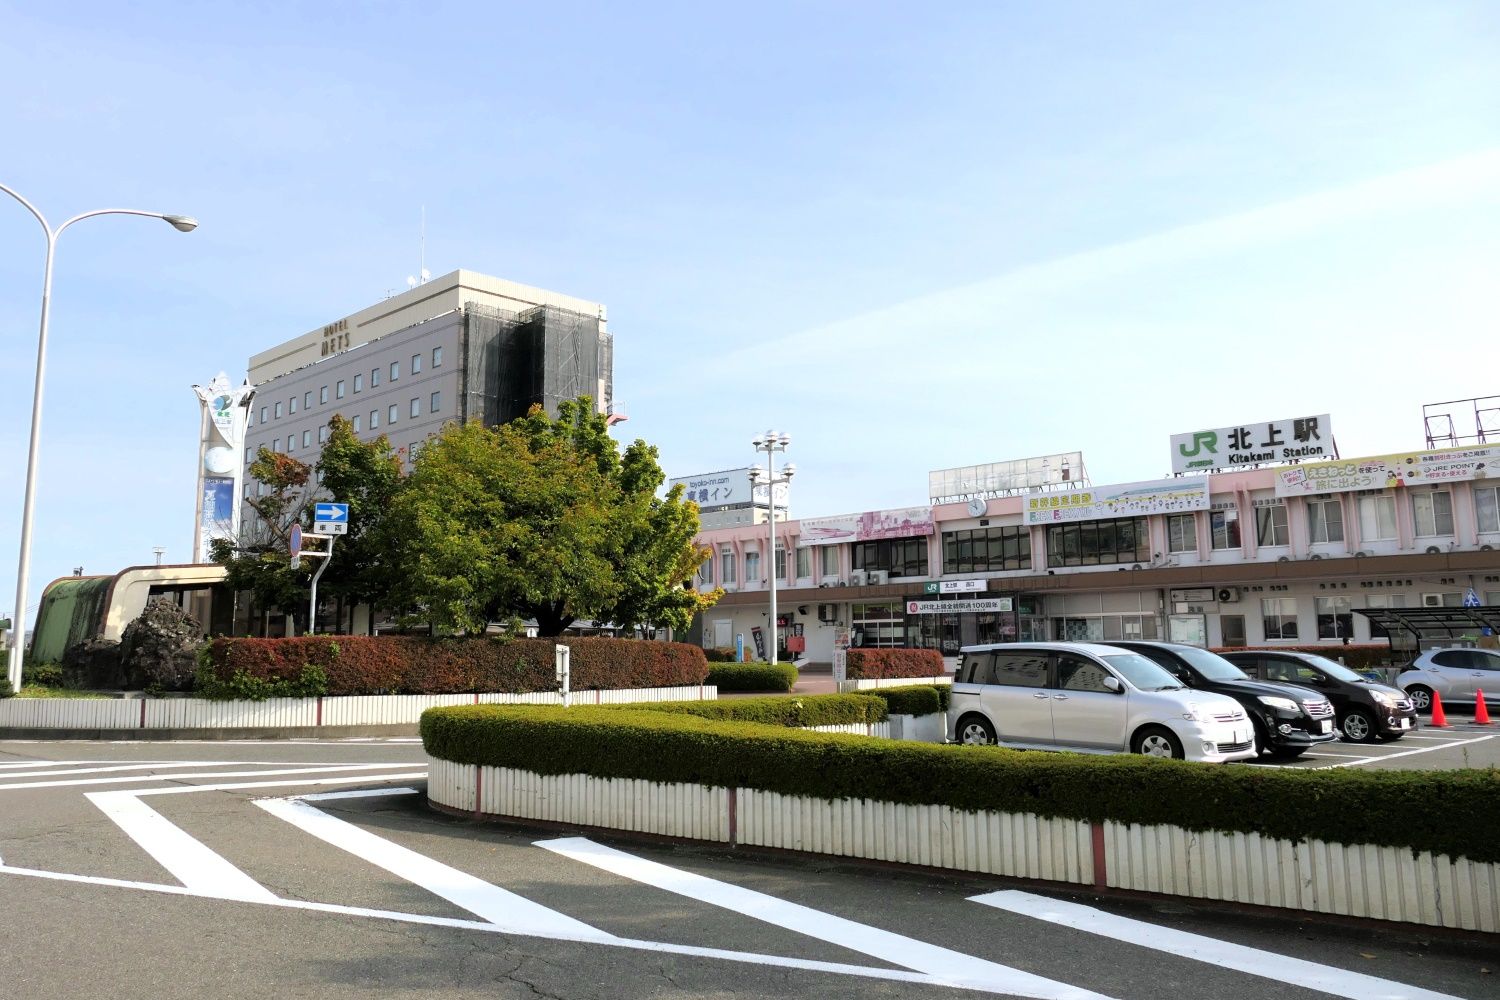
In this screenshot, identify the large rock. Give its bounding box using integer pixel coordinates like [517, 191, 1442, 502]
[119, 599, 205, 691]
[61, 637, 125, 690]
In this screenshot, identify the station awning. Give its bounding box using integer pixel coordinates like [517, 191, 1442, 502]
[1355, 605, 1500, 640]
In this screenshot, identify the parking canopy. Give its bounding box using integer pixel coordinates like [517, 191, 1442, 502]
[1355, 605, 1500, 642]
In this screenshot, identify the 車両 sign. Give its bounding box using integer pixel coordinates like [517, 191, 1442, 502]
[1170, 414, 1332, 474]
[905, 598, 1012, 615]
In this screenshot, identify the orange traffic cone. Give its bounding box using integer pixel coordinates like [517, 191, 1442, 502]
[1475, 690, 1492, 725]
[1430, 690, 1449, 728]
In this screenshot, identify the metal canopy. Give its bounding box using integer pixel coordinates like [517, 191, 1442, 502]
[1355, 605, 1500, 641]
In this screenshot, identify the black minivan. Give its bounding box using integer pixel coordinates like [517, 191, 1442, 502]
[1110, 641, 1339, 759]
[1219, 649, 1418, 743]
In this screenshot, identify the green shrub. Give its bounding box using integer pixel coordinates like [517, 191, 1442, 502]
[194, 663, 329, 702]
[640, 693, 886, 727]
[0, 676, 12, 699]
[845, 648, 946, 680]
[703, 647, 739, 662]
[201, 636, 708, 696]
[706, 661, 798, 692]
[865, 684, 949, 717]
[24, 662, 64, 688]
[421, 704, 1500, 864]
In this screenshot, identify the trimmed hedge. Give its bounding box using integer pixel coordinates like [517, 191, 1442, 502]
[845, 648, 946, 680]
[707, 661, 798, 692]
[421, 703, 1500, 864]
[864, 684, 949, 718]
[637, 693, 886, 727]
[200, 636, 708, 698]
[1212, 644, 1393, 669]
[703, 647, 739, 663]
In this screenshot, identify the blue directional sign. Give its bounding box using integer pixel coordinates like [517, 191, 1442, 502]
[314, 503, 349, 523]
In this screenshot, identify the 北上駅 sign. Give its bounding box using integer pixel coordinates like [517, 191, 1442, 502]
[1171, 415, 1333, 474]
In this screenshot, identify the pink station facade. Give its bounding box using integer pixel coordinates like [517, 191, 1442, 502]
[689, 453, 1500, 667]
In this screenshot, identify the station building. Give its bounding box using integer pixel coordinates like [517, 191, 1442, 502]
[688, 441, 1500, 667]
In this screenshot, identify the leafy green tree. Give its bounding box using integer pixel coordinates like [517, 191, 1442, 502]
[210, 449, 314, 632]
[314, 414, 403, 612]
[387, 398, 719, 636]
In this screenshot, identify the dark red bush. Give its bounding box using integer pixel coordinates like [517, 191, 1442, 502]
[844, 648, 946, 680]
[202, 636, 709, 696]
[1210, 644, 1394, 669]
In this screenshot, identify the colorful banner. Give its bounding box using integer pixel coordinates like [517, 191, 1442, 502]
[799, 506, 934, 546]
[905, 598, 1012, 615]
[1023, 477, 1210, 525]
[1274, 443, 1500, 497]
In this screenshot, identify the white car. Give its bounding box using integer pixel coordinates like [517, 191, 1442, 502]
[1397, 646, 1500, 709]
[948, 641, 1257, 763]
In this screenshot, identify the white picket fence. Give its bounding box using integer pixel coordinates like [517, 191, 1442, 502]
[835, 675, 952, 694]
[0, 684, 716, 732]
[427, 757, 1500, 932]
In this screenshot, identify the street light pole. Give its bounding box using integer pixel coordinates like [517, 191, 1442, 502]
[751, 430, 795, 666]
[1, 182, 196, 693]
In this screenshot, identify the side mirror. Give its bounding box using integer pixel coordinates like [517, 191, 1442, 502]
[1102, 676, 1122, 694]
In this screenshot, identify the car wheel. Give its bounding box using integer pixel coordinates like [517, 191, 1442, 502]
[1131, 726, 1184, 760]
[1340, 709, 1376, 743]
[1407, 686, 1433, 712]
[955, 715, 996, 746]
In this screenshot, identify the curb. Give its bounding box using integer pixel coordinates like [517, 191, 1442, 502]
[0, 723, 419, 741]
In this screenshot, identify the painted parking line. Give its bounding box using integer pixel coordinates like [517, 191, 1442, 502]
[1322, 734, 1497, 769]
[537, 835, 1112, 1000]
[970, 890, 1463, 1000]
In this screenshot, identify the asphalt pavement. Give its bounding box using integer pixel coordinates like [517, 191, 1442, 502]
[0, 737, 1494, 1000]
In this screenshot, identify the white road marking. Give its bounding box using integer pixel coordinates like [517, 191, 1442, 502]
[970, 890, 1463, 1000]
[0, 762, 417, 792]
[86, 791, 278, 903]
[255, 796, 609, 941]
[0, 759, 118, 769]
[296, 787, 419, 802]
[1321, 734, 1497, 769]
[0, 761, 294, 780]
[130, 773, 428, 797]
[536, 836, 1113, 1000]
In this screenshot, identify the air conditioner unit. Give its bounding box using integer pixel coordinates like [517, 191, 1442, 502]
[869, 570, 890, 585]
[1216, 587, 1242, 604]
[1421, 593, 1445, 608]
[1425, 545, 1443, 555]
[848, 570, 869, 586]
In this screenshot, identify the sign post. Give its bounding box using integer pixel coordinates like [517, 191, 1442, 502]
[289, 523, 302, 570]
[555, 643, 571, 708]
[302, 502, 351, 633]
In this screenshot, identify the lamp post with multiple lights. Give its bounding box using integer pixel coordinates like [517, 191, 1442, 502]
[0, 182, 196, 692]
[749, 430, 795, 666]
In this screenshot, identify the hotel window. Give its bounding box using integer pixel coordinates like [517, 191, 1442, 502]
[336, 380, 346, 399]
[1255, 503, 1289, 546]
[1262, 597, 1299, 640]
[1045, 517, 1148, 567]
[851, 537, 929, 577]
[410, 397, 420, 419]
[1316, 596, 1354, 640]
[432, 346, 443, 368]
[1359, 494, 1397, 540]
[388, 403, 398, 424]
[430, 391, 441, 413]
[1210, 509, 1241, 550]
[820, 546, 839, 578]
[286, 436, 295, 453]
[272, 438, 280, 452]
[1478, 486, 1500, 533]
[274, 402, 283, 419]
[1412, 491, 1453, 537]
[697, 554, 714, 586]
[411, 353, 421, 375]
[1166, 514, 1196, 553]
[941, 525, 1030, 573]
[796, 547, 811, 579]
[744, 551, 761, 583]
[319, 386, 329, 404]
[289, 396, 298, 414]
[390, 361, 400, 381]
[352, 415, 361, 432]
[260, 405, 268, 423]
[301, 430, 311, 448]
[1307, 499, 1344, 544]
[303, 391, 312, 410]
[369, 410, 379, 430]
[371, 368, 381, 387]
[353, 373, 363, 393]
[720, 546, 737, 585]
[774, 544, 787, 581]
[317, 425, 327, 443]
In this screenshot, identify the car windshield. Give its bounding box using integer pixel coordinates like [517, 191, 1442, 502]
[1170, 646, 1250, 682]
[1102, 653, 1184, 691]
[1296, 654, 1364, 683]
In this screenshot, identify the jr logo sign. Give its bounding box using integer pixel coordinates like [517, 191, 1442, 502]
[1178, 432, 1217, 458]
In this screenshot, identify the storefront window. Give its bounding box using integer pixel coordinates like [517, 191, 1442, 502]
[1054, 615, 1159, 641]
[1045, 517, 1149, 567]
[941, 525, 1030, 574]
[851, 602, 906, 648]
[851, 538, 928, 577]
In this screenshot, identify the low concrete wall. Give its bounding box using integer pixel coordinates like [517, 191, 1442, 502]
[0, 684, 717, 734]
[427, 758, 1500, 933]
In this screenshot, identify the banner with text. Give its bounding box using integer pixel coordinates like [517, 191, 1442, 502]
[1274, 443, 1500, 497]
[1023, 477, 1210, 525]
[905, 598, 1012, 615]
[799, 506, 934, 546]
[1171, 414, 1333, 474]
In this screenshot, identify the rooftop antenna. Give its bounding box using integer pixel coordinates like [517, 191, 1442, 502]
[406, 205, 431, 289]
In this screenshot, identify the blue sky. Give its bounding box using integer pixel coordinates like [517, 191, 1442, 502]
[2, 1, 1498, 623]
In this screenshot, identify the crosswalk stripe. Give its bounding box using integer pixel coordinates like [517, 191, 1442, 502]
[536, 836, 1113, 1000]
[254, 796, 611, 941]
[969, 890, 1463, 1000]
[0, 762, 416, 792]
[0, 761, 280, 780]
[87, 791, 278, 903]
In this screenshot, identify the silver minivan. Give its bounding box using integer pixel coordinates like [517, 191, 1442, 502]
[949, 641, 1256, 763]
